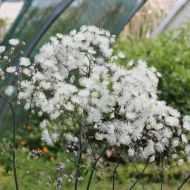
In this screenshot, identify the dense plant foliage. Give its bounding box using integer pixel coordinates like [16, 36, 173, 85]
[12, 26, 190, 164]
[114, 24, 190, 115]
[1, 25, 190, 190]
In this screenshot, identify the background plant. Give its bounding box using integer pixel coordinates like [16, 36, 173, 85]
[115, 22, 190, 116]
[124, 0, 177, 40]
[0, 18, 7, 41]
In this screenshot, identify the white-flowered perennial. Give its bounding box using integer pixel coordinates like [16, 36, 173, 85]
[0, 46, 6, 54]
[4, 85, 15, 96]
[8, 39, 19, 46]
[6, 66, 16, 73]
[16, 26, 190, 161]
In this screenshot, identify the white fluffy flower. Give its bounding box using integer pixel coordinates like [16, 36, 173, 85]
[39, 120, 49, 129]
[0, 46, 5, 53]
[41, 129, 58, 146]
[9, 39, 19, 46]
[23, 68, 31, 76]
[172, 138, 180, 147]
[5, 85, 15, 96]
[66, 133, 78, 143]
[149, 155, 155, 162]
[128, 148, 135, 157]
[177, 159, 184, 166]
[155, 142, 165, 153]
[0, 68, 4, 80]
[6, 66, 16, 73]
[183, 115, 190, 131]
[165, 116, 179, 126]
[20, 57, 31, 66]
[95, 133, 104, 141]
[118, 51, 125, 58]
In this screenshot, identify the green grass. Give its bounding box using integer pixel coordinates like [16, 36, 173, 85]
[1, 166, 190, 190]
[0, 148, 190, 190]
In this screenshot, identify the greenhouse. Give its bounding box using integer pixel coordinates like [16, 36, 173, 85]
[1, 0, 190, 190]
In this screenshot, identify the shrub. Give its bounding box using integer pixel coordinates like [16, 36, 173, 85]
[114, 24, 190, 115]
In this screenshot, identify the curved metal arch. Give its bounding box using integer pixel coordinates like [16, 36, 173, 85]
[23, 0, 74, 57]
[114, 0, 148, 36]
[31, 0, 148, 58]
[2, 0, 148, 57]
[151, 0, 188, 37]
[1, 0, 32, 45]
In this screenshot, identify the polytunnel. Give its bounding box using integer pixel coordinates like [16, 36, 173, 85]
[0, 0, 147, 135]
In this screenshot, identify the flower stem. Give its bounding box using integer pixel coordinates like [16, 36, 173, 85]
[177, 173, 190, 190]
[160, 154, 164, 190]
[10, 103, 19, 190]
[86, 146, 106, 190]
[0, 95, 19, 190]
[74, 124, 83, 190]
[112, 161, 119, 190]
[129, 158, 149, 190]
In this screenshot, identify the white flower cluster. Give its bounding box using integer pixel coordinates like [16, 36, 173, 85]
[0, 46, 6, 54]
[17, 26, 190, 161]
[8, 39, 20, 46]
[0, 40, 21, 96]
[183, 115, 190, 131]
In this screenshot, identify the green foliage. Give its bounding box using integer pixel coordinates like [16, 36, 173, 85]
[0, 148, 190, 190]
[114, 24, 190, 115]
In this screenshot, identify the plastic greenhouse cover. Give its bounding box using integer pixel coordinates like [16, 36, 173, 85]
[29, 0, 147, 57]
[0, 0, 74, 130]
[2, 0, 70, 45]
[0, 0, 147, 133]
[2, 0, 147, 57]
